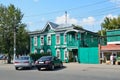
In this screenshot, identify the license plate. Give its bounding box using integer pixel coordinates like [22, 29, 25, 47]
[39, 62, 44, 64]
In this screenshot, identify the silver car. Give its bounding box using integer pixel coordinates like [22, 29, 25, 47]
[14, 56, 34, 70]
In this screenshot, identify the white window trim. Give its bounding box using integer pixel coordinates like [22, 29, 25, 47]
[34, 36, 37, 46]
[56, 34, 60, 44]
[40, 49, 44, 53]
[64, 48, 68, 60]
[56, 49, 60, 59]
[47, 34, 51, 45]
[40, 36, 44, 45]
[64, 34, 67, 44]
[34, 49, 37, 54]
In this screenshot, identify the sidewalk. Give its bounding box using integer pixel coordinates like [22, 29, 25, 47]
[0, 60, 7, 64]
[63, 63, 120, 70]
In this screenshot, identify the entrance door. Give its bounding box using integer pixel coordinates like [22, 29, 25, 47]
[72, 49, 78, 62]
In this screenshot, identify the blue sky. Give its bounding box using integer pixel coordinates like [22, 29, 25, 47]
[1, 0, 120, 32]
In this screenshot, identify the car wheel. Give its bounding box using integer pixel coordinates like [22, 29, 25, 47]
[51, 64, 55, 70]
[15, 67, 18, 70]
[37, 67, 41, 71]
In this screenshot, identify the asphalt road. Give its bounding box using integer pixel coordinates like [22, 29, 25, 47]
[0, 63, 120, 80]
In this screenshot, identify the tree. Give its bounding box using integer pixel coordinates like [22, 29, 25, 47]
[101, 16, 120, 31]
[99, 16, 120, 45]
[0, 4, 29, 63]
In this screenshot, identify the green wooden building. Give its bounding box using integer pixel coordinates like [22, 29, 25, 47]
[100, 29, 120, 64]
[29, 22, 99, 64]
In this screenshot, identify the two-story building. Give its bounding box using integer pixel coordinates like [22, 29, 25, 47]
[29, 22, 99, 64]
[100, 29, 120, 64]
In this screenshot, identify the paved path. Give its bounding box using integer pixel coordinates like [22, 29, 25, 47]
[0, 63, 120, 80]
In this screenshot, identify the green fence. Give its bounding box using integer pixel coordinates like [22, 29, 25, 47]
[78, 47, 99, 64]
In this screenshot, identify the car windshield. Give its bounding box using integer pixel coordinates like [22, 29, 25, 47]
[17, 56, 29, 60]
[39, 56, 52, 61]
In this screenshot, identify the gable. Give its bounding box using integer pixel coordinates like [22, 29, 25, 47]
[42, 22, 58, 33]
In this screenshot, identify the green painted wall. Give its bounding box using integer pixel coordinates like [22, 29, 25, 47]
[82, 32, 98, 47]
[60, 33, 64, 45]
[51, 34, 56, 56]
[107, 29, 120, 42]
[60, 48, 64, 61]
[31, 37, 34, 53]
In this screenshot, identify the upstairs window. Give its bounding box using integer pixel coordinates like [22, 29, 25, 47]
[56, 34, 60, 44]
[40, 36, 44, 45]
[34, 37, 37, 46]
[47, 35, 51, 45]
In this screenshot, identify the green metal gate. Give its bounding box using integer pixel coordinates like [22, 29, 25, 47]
[78, 47, 99, 64]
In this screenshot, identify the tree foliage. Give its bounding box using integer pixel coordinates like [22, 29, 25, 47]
[101, 16, 120, 31]
[0, 4, 29, 63]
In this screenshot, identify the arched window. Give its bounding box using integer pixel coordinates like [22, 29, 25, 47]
[56, 49, 60, 59]
[34, 49, 37, 54]
[64, 48, 68, 60]
[40, 49, 44, 53]
[47, 49, 51, 55]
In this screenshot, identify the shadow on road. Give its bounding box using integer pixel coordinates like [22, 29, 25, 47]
[40, 66, 67, 71]
[16, 66, 67, 71]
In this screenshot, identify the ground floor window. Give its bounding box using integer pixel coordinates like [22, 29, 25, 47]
[64, 49, 68, 60]
[40, 49, 44, 53]
[56, 49, 60, 59]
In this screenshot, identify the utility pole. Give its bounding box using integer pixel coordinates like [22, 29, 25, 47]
[13, 25, 16, 60]
[65, 11, 67, 24]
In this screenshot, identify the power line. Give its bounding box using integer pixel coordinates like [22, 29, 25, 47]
[24, 0, 108, 17]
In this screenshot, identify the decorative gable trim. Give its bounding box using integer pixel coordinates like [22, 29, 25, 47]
[42, 22, 58, 33]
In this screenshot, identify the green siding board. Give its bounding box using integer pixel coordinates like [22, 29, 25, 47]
[107, 30, 120, 42]
[51, 34, 56, 56]
[60, 33, 64, 45]
[37, 36, 40, 49]
[60, 48, 64, 61]
[31, 37, 34, 53]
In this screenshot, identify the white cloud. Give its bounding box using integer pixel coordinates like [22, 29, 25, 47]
[80, 16, 96, 26]
[105, 14, 118, 19]
[55, 14, 78, 25]
[27, 22, 34, 27]
[109, 0, 120, 7]
[33, 0, 39, 2]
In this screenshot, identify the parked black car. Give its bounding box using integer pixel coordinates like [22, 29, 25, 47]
[35, 56, 63, 71]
